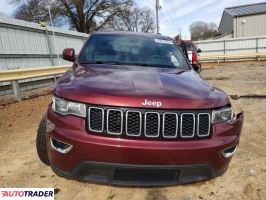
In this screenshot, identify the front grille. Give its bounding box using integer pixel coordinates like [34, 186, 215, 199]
[114, 168, 179, 182]
[107, 109, 123, 135]
[163, 113, 178, 138]
[198, 113, 211, 137]
[126, 111, 142, 136]
[88, 107, 104, 132]
[87, 106, 211, 140]
[145, 112, 160, 137]
[181, 114, 195, 138]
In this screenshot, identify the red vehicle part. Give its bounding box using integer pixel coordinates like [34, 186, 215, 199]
[192, 51, 198, 64]
[46, 105, 243, 185]
[36, 32, 244, 186]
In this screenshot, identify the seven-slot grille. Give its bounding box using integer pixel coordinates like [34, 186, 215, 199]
[87, 106, 211, 139]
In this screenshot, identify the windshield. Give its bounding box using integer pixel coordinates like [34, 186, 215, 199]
[79, 34, 190, 70]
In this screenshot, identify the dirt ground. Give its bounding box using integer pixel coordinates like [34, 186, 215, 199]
[0, 61, 266, 200]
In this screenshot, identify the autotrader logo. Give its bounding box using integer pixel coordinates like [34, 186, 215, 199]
[0, 188, 54, 199]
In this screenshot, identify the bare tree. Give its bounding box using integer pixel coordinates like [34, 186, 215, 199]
[12, 0, 133, 33]
[13, 0, 64, 26]
[189, 21, 218, 40]
[104, 6, 155, 32]
[139, 8, 155, 32]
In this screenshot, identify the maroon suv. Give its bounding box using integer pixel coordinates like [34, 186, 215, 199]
[36, 32, 244, 186]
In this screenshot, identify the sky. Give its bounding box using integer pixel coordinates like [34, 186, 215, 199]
[0, 0, 16, 16]
[0, 0, 265, 38]
[136, 0, 266, 38]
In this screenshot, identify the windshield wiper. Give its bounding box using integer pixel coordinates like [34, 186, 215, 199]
[80, 61, 124, 65]
[129, 63, 177, 69]
[80, 61, 186, 70]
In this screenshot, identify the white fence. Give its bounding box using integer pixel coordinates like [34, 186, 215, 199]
[195, 36, 266, 56]
[0, 16, 89, 95]
[0, 16, 88, 70]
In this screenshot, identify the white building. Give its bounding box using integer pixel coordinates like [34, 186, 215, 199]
[219, 2, 266, 38]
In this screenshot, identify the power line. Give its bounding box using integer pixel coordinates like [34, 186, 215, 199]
[151, 0, 178, 36]
[158, 1, 187, 38]
[147, 0, 179, 36]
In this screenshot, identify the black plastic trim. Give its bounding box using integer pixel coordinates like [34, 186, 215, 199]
[51, 161, 218, 186]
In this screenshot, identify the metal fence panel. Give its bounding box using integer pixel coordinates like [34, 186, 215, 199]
[0, 15, 88, 70]
[225, 38, 255, 54]
[0, 27, 49, 55]
[0, 16, 89, 94]
[196, 36, 266, 57]
[258, 38, 266, 53]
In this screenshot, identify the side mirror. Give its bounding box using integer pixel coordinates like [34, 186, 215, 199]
[197, 48, 202, 53]
[63, 48, 75, 62]
[192, 63, 201, 73]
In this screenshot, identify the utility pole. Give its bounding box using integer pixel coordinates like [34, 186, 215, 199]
[156, 0, 160, 34]
[47, 1, 60, 65]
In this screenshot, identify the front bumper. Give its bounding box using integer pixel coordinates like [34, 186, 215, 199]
[46, 107, 244, 185]
[52, 161, 214, 186]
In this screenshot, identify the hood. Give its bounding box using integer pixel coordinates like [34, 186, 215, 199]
[54, 64, 229, 109]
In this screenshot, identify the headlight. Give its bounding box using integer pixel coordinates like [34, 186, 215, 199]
[52, 96, 86, 117]
[212, 107, 233, 123]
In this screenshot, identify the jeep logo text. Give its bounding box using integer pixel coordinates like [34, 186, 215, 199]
[142, 99, 162, 108]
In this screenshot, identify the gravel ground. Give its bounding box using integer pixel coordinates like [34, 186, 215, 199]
[0, 61, 266, 200]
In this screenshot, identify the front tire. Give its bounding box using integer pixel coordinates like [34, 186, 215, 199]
[36, 116, 50, 165]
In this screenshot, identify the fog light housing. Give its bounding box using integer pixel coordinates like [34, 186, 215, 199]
[50, 138, 73, 154]
[222, 145, 238, 158]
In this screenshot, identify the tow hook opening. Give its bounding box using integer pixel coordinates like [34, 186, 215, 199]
[222, 145, 238, 158]
[50, 138, 73, 154]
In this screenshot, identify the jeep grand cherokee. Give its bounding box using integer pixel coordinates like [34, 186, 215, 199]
[36, 31, 244, 186]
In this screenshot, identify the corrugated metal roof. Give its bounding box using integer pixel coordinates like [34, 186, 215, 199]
[225, 2, 266, 17]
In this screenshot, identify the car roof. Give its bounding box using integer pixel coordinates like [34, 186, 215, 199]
[90, 31, 172, 40]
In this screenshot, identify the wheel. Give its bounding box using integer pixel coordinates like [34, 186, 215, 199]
[36, 116, 50, 165]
